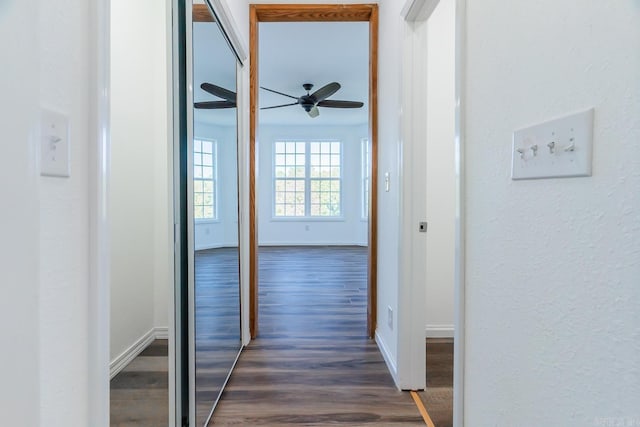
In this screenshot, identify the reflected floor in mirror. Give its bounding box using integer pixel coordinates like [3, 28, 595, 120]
[210, 246, 425, 426]
[195, 247, 241, 425]
[110, 340, 168, 427]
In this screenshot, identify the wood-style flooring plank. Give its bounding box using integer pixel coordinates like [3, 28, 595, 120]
[210, 246, 425, 426]
[110, 340, 168, 427]
[418, 338, 453, 427]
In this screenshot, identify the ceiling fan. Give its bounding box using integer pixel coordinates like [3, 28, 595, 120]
[194, 82, 236, 109]
[260, 82, 364, 118]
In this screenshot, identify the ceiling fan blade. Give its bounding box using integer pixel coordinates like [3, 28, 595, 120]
[260, 86, 299, 100]
[307, 106, 320, 118]
[311, 82, 341, 103]
[317, 100, 364, 109]
[260, 102, 299, 110]
[194, 100, 236, 109]
[200, 83, 236, 102]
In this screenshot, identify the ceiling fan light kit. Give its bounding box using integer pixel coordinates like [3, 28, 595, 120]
[260, 82, 364, 118]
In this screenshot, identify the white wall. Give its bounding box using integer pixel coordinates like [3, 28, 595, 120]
[424, 0, 455, 338]
[1, 0, 103, 424]
[0, 2, 41, 425]
[465, 1, 640, 424]
[194, 123, 239, 250]
[257, 124, 368, 246]
[37, 0, 93, 423]
[110, 0, 170, 361]
[374, 0, 404, 372]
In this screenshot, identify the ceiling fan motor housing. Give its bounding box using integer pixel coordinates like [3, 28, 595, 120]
[300, 83, 315, 111]
[299, 96, 315, 112]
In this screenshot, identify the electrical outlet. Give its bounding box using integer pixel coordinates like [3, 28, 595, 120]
[387, 306, 393, 330]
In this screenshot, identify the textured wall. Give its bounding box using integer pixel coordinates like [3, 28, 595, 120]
[38, 0, 92, 424]
[0, 2, 41, 426]
[465, 0, 640, 424]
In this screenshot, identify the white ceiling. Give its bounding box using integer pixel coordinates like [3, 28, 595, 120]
[259, 22, 369, 126]
[192, 20, 369, 127]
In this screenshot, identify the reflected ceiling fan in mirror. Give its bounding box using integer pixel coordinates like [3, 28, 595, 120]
[194, 82, 236, 109]
[260, 82, 364, 118]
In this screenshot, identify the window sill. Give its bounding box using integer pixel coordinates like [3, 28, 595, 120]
[270, 216, 345, 222]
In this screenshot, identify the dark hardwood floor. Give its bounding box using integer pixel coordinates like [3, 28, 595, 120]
[210, 246, 425, 426]
[419, 338, 454, 427]
[110, 246, 452, 426]
[110, 340, 168, 427]
[195, 247, 242, 425]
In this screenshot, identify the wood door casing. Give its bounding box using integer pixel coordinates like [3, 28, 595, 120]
[249, 4, 379, 339]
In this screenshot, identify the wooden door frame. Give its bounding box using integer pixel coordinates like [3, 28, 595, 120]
[249, 4, 379, 339]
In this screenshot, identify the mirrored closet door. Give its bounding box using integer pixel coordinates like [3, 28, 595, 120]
[187, 2, 243, 425]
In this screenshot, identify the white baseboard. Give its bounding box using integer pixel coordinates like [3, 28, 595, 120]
[258, 242, 367, 247]
[154, 326, 169, 339]
[375, 331, 399, 388]
[425, 324, 455, 338]
[110, 327, 168, 379]
[195, 243, 237, 251]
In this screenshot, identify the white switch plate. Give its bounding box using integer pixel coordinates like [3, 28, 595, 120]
[41, 109, 70, 177]
[512, 108, 594, 180]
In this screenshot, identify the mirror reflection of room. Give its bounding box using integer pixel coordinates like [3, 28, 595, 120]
[192, 8, 242, 427]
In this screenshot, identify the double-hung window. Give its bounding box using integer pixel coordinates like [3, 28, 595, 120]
[274, 141, 342, 218]
[193, 138, 217, 220]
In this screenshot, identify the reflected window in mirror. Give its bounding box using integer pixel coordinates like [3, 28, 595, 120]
[194, 138, 218, 220]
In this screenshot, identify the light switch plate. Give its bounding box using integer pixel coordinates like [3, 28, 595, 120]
[512, 108, 594, 180]
[41, 108, 70, 177]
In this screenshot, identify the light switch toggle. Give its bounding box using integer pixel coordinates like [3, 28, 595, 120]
[547, 141, 556, 153]
[516, 148, 525, 159]
[564, 138, 576, 152]
[41, 108, 70, 177]
[49, 136, 61, 148]
[530, 144, 538, 156]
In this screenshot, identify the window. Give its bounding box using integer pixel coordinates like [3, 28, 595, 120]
[361, 138, 370, 219]
[274, 142, 306, 217]
[274, 141, 342, 217]
[194, 138, 217, 220]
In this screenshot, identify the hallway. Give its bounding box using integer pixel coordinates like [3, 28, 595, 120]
[210, 246, 425, 425]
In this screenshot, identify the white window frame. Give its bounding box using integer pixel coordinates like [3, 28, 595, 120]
[193, 138, 218, 222]
[361, 138, 370, 220]
[272, 140, 343, 219]
[273, 141, 307, 217]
